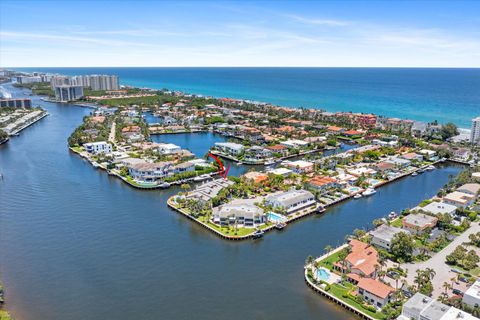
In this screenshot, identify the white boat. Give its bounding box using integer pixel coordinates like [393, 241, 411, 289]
[193, 174, 210, 182]
[264, 159, 276, 166]
[426, 165, 435, 171]
[159, 182, 171, 188]
[362, 188, 376, 196]
[237, 162, 242, 165]
[92, 161, 100, 168]
[353, 194, 362, 199]
[411, 172, 418, 176]
[388, 211, 397, 220]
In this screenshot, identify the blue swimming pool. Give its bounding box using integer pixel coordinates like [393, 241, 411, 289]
[317, 268, 330, 282]
[267, 212, 287, 223]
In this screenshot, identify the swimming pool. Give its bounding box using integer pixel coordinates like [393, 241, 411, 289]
[316, 268, 330, 282]
[267, 212, 287, 223]
[368, 178, 382, 186]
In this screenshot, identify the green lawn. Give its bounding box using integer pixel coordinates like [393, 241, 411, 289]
[327, 282, 384, 319]
[318, 250, 342, 270]
[390, 218, 403, 228]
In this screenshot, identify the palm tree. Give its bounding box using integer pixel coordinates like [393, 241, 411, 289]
[305, 255, 314, 268]
[424, 268, 436, 280]
[443, 281, 452, 296]
[324, 245, 333, 256]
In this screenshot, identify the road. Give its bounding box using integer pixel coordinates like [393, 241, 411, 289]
[401, 222, 480, 297]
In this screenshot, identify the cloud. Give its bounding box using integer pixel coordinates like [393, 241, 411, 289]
[285, 14, 351, 26]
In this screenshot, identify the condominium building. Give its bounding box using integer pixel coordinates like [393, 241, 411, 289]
[54, 85, 84, 102]
[471, 117, 480, 145]
[0, 98, 32, 108]
[51, 75, 120, 91]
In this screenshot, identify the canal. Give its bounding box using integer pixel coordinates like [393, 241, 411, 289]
[0, 83, 463, 320]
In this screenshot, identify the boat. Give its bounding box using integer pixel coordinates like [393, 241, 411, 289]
[275, 222, 286, 230]
[418, 168, 425, 173]
[159, 182, 171, 188]
[193, 174, 210, 182]
[353, 194, 362, 199]
[252, 229, 264, 239]
[264, 159, 276, 166]
[92, 161, 100, 168]
[388, 211, 397, 220]
[362, 188, 376, 196]
[426, 165, 436, 171]
[411, 172, 418, 176]
[316, 206, 326, 214]
[237, 162, 243, 165]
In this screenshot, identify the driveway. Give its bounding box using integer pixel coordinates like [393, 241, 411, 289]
[401, 222, 480, 297]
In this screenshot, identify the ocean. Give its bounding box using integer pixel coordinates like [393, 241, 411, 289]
[13, 67, 480, 128]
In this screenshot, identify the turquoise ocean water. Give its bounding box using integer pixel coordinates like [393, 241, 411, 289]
[14, 67, 480, 127]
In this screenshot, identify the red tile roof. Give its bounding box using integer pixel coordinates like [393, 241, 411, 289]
[357, 278, 395, 299]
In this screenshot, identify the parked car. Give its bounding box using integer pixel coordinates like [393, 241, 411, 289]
[452, 288, 464, 296]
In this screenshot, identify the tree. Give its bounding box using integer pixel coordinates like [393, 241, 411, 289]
[440, 122, 459, 140]
[305, 255, 314, 267]
[390, 232, 415, 262]
[180, 183, 191, 196]
[0, 129, 7, 141]
[443, 281, 452, 296]
[324, 245, 333, 256]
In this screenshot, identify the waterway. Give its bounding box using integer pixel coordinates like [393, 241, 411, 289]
[0, 83, 464, 320]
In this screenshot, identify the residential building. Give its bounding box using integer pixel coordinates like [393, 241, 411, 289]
[16, 76, 42, 84]
[0, 98, 32, 108]
[83, 141, 112, 154]
[243, 171, 268, 184]
[334, 240, 378, 278]
[280, 139, 308, 148]
[401, 152, 423, 162]
[212, 202, 265, 227]
[420, 202, 457, 216]
[125, 160, 173, 182]
[265, 189, 315, 214]
[307, 175, 339, 195]
[286, 160, 314, 174]
[54, 85, 84, 101]
[266, 144, 289, 156]
[398, 293, 477, 320]
[266, 167, 293, 177]
[471, 117, 480, 145]
[402, 213, 437, 234]
[443, 191, 476, 208]
[370, 224, 405, 251]
[457, 183, 480, 196]
[214, 142, 244, 156]
[157, 143, 181, 155]
[463, 279, 480, 308]
[357, 278, 395, 309]
[419, 149, 437, 161]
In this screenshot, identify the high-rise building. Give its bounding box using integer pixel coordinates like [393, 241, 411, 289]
[50, 74, 119, 91]
[471, 117, 480, 145]
[16, 76, 42, 84]
[54, 85, 84, 102]
[0, 98, 32, 108]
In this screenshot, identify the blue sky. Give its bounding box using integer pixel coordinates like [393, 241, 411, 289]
[1, 0, 479, 67]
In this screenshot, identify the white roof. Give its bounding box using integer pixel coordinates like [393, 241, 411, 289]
[287, 160, 313, 168]
[267, 168, 292, 175]
[422, 202, 457, 215]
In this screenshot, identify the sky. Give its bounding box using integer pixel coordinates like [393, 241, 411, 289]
[1, 0, 479, 67]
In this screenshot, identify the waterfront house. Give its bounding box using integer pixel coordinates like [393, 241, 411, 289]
[334, 240, 378, 279]
[387, 157, 411, 168]
[327, 125, 345, 133]
[214, 142, 244, 156]
[280, 139, 309, 149]
[419, 149, 437, 161]
[443, 191, 476, 208]
[157, 143, 182, 155]
[172, 162, 195, 174]
[83, 141, 112, 154]
[307, 175, 339, 195]
[265, 189, 315, 214]
[244, 146, 272, 162]
[372, 139, 398, 147]
[342, 129, 363, 138]
[347, 166, 377, 177]
[286, 160, 314, 174]
[212, 202, 265, 227]
[370, 224, 406, 251]
[243, 171, 268, 184]
[402, 213, 437, 234]
[420, 202, 457, 216]
[266, 144, 289, 157]
[457, 183, 480, 197]
[399, 293, 477, 320]
[266, 167, 293, 177]
[186, 179, 235, 202]
[374, 161, 396, 172]
[357, 278, 395, 309]
[126, 161, 173, 182]
[401, 152, 423, 162]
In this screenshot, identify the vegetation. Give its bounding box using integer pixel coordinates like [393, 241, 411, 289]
[446, 245, 480, 270]
[390, 232, 415, 262]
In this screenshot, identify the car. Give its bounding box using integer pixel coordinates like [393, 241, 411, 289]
[459, 276, 469, 283]
[452, 288, 464, 296]
[387, 271, 400, 279]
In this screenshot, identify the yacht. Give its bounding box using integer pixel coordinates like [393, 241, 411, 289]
[159, 182, 171, 188]
[426, 165, 436, 171]
[353, 194, 362, 199]
[362, 188, 376, 196]
[92, 161, 100, 168]
[411, 172, 418, 176]
[264, 159, 276, 166]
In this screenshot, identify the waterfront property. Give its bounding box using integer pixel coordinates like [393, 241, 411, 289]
[83, 141, 112, 154]
[402, 213, 438, 234]
[212, 201, 266, 228]
[369, 224, 406, 251]
[265, 190, 316, 214]
[357, 278, 395, 309]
